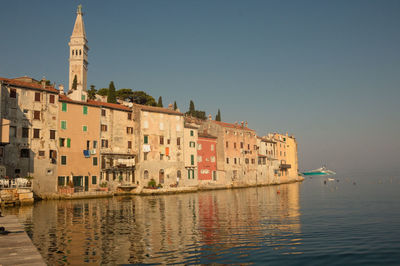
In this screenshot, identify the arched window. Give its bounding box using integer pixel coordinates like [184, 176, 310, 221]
[72, 50, 74, 56]
[79, 49, 82, 55]
[177, 170, 181, 178]
[144, 170, 149, 179]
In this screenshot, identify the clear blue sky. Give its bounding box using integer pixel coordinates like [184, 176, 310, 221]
[1, 0, 399, 175]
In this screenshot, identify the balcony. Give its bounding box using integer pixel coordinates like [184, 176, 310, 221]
[279, 164, 291, 169]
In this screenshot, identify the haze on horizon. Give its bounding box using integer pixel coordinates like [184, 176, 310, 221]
[1, 0, 399, 176]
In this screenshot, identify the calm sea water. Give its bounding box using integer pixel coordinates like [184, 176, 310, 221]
[5, 173, 400, 265]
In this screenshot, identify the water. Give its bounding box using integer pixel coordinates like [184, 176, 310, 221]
[4, 174, 400, 265]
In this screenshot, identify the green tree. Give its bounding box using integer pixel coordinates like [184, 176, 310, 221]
[189, 100, 195, 115]
[215, 109, 221, 121]
[71, 75, 78, 90]
[157, 96, 163, 107]
[116, 88, 133, 100]
[107, 81, 117, 103]
[88, 85, 97, 100]
[97, 88, 108, 96]
[174, 101, 177, 110]
[130, 91, 157, 106]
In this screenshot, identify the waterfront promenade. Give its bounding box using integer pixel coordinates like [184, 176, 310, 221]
[0, 215, 45, 266]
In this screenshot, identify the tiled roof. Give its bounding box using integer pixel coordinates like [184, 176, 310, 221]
[213, 120, 255, 132]
[198, 133, 217, 139]
[0, 77, 59, 93]
[134, 103, 183, 116]
[59, 95, 132, 111]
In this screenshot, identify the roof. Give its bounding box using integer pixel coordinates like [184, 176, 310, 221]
[0, 77, 59, 94]
[134, 103, 183, 116]
[213, 120, 255, 132]
[184, 123, 199, 129]
[59, 95, 131, 112]
[198, 133, 217, 139]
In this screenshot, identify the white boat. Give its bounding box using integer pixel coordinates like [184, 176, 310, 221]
[302, 166, 336, 176]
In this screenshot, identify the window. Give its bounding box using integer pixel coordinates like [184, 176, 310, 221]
[198, 143, 202, 150]
[234, 142, 237, 149]
[188, 169, 191, 179]
[66, 138, 71, 148]
[251, 158, 255, 164]
[226, 157, 229, 164]
[101, 125, 107, 132]
[226, 141, 228, 148]
[38, 150, 45, 157]
[50, 130, 56, 139]
[86, 140, 90, 150]
[10, 88, 17, 98]
[213, 171, 217, 181]
[144, 170, 149, 179]
[128, 141, 132, 149]
[160, 154, 164, 160]
[126, 127, 133, 134]
[191, 155, 194, 165]
[101, 109, 106, 116]
[59, 138, 65, 147]
[61, 120, 67, 130]
[198, 156, 202, 162]
[10, 126, 16, 138]
[83, 125, 88, 132]
[62, 102, 67, 112]
[50, 150, 57, 161]
[248, 144, 250, 150]
[20, 149, 30, 158]
[177, 137, 181, 146]
[190, 130, 194, 136]
[128, 113, 132, 120]
[234, 158, 237, 164]
[34, 92, 41, 102]
[61, 156, 67, 165]
[0, 147, 3, 157]
[167, 139, 171, 144]
[211, 156, 216, 162]
[93, 141, 97, 148]
[211, 144, 214, 151]
[81, 95, 86, 101]
[92, 176, 97, 185]
[22, 127, 29, 138]
[58, 176, 65, 186]
[83, 106, 88, 115]
[101, 139, 108, 148]
[33, 129, 40, 138]
[49, 94, 55, 104]
[33, 111, 40, 120]
[245, 158, 249, 164]
[144, 135, 148, 144]
[143, 152, 147, 160]
[189, 141, 195, 148]
[93, 157, 98, 166]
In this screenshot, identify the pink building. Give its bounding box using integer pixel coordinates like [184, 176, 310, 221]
[197, 133, 217, 181]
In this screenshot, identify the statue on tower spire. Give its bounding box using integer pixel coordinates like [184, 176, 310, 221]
[77, 4, 82, 14]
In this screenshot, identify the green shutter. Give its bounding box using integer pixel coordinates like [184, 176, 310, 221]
[59, 138, 62, 147]
[83, 106, 88, 115]
[61, 120, 67, 130]
[81, 95, 86, 101]
[93, 157, 98, 166]
[192, 169, 195, 179]
[67, 138, 71, 148]
[188, 169, 191, 179]
[191, 155, 194, 165]
[92, 176, 97, 185]
[83, 125, 87, 132]
[144, 135, 148, 144]
[62, 102, 67, 112]
[61, 156, 67, 165]
[190, 130, 194, 136]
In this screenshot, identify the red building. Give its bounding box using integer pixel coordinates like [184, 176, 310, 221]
[197, 133, 217, 181]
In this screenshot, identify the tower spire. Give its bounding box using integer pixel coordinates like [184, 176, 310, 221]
[68, 4, 89, 100]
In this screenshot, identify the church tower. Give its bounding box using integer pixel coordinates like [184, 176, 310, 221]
[68, 5, 88, 101]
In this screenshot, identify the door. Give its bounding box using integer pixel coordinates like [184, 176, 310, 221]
[159, 169, 164, 184]
[85, 176, 89, 191]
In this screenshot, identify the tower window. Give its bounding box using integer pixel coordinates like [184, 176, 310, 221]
[72, 50, 74, 56]
[79, 50, 82, 55]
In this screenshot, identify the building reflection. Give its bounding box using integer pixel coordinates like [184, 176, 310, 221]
[10, 183, 302, 264]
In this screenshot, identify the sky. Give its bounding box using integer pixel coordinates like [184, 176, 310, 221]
[1, 0, 399, 175]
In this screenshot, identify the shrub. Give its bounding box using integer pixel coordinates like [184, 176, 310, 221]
[148, 179, 156, 188]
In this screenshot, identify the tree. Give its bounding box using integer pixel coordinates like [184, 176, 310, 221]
[129, 91, 157, 106]
[173, 101, 177, 110]
[107, 81, 117, 103]
[189, 100, 195, 114]
[71, 75, 78, 90]
[88, 85, 97, 100]
[215, 109, 221, 121]
[157, 96, 163, 107]
[116, 88, 133, 101]
[97, 88, 108, 96]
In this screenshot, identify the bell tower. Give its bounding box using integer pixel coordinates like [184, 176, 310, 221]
[68, 4, 89, 100]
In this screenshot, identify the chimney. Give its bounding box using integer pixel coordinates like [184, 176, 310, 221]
[41, 77, 46, 88]
[245, 121, 248, 128]
[168, 103, 173, 110]
[241, 121, 244, 127]
[209, 114, 212, 121]
[234, 121, 238, 126]
[58, 84, 65, 95]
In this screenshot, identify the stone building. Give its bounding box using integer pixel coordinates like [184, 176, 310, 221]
[199, 119, 258, 186]
[183, 122, 199, 187]
[0, 77, 59, 195]
[197, 132, 218, 185]
[133, 104, 185, 188]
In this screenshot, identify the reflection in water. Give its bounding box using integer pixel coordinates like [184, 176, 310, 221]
[8, 183, 302, 264]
